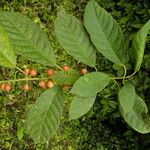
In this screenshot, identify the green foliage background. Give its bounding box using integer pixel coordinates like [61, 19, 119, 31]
[0, 0, 150, 149]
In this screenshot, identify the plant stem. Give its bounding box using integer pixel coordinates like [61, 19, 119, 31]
[0, 77, 49, 84]
[56, 64, 63, 71]
[16, 66, 25, 74]
[94, 66, 98, 71]
[123, 65, 127, 77]
[111, 71, 136, 89]
[111, 72, 136, 80]
[112, 79, 119, 88]
[125, 72, 136, 79]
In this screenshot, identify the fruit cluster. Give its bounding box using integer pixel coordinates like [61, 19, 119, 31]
[0, 65, 88, 92]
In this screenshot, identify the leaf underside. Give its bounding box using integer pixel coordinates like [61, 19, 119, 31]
[27, 87, 63, 143]
[84, 0, 126, 66]
[0, 12, 56, 66]
[54, 8, 96, 67]
[0, 25, 16, 68]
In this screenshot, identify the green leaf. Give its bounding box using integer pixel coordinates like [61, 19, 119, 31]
[133, 94, 148, 114]
[0, 25, 16, 68]
[0, 12, 56, 66]
[123, 112, 150, 134]
[26, 87, 63, 143]
[52, 69, 81, 85]
[69, 95, 96, 120]
[132, 20, 150, 72]
[123, 95, 150, 134]
[84, 0, 125, 66]
[71, 72, 111, 97]
[54, 8, 96, 67]
[119, 82, 136, 113]
[119, 84, 150, 134]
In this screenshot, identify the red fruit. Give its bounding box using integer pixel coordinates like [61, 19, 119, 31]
[47, 69, 54, 76]
[24, 68, 30, 75]
[4, 84, 11, 92]
[39, 80, 46, 89]
[62, 84, 70, 90]
[62, 65, 70, 71]
[29, 69, 37, 77]
[23, 84, 30, 91]
[47, 80, 54, 88]
[80, 68, 88, 75]
[0, 83, 6, 90]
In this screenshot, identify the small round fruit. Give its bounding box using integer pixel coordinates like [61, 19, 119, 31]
[39, 80, 46, 89]
[47, 69, 54, 76]
[80, 68, 88, 75]
[62, 65, 70, 71]
[24, 68, 30, 75]
[29, 69, 37, 77]
[23, 84, 30, 91]
[47, 80, 54, 88]
[0, 83, 6, 90]
[62, 84, 70, 90]
[4, 84, 11, 92]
